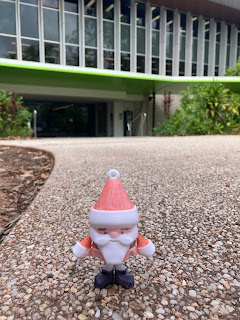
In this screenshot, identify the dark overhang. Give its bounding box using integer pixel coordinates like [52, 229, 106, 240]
[142, 0, 240, 25]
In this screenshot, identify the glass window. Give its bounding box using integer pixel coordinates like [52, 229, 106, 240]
[166, 33, 173, 59]
[45, 43, 60, 64]
[180, 13, 186, 35]
[66, 45, 79, 66]
[43, 0, 58, 9]
[166, 10, 173, 33]
[0, 1, 16, 35]
[238, 28, 240, 46]
[0, 36, 16, 59]
[192, 38, 198, 62]
[121, 0, 130, 24]
[192, 17, 198, 37]
[179, 61, 185, 76]
[22, 39, 39, 62]
[152, 6, 160, 30]
[121, 24, 130, 52]
[205, 19, 209, 40]
[85, 48, 97, 67]
[152, 30, 159, 56]
[103, 0, 114, 21]
[137, 55, 145, 73]
[237, 47, 240, 59]
[216, 22, 221, 42]
[152, 57, 159, 74]
[215, 42, 220, 65]
[104, 51, 114, 69]
[20, 5, 39, 39]
[180, 36, 185, 61]
[85, 17, 97, 47]
[121, 53, 130, 71]
[103, 21, 114, 50]
[21, 0, 38, 4]
[137, 2, 145, 27]
[192, 63, 197, 76]
[65, 0, 78, 13]
[84, 0, 96, 17]
[215, 66, 219, 76]
[227, 25, 231, 45]
[204, 64, 208, 76]
[65, 13, 79, 44]
[166, 59, 172, 76]
[204, 40, 209, 64]
[43, 9, 59, 42]
[137, 28, 145, 54]
[226, 45, 230, 67]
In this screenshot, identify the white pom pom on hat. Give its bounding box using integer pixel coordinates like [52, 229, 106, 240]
[89, 169, 139, 228]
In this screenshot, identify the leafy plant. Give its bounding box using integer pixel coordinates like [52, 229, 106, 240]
[154, 82, 240, 136]
[225, 57, 240, 76]
[0, 90, 32, 137]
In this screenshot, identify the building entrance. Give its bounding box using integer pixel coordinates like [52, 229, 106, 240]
[25, 101, 107, 137]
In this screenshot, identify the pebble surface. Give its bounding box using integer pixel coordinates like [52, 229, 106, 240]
[0, 136, 240, 320]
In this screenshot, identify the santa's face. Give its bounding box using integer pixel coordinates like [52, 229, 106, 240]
[90, 225, 138, 265]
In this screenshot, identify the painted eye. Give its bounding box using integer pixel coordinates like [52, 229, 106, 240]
[104, 231, 108, 234]
[121, 231, 124, 234]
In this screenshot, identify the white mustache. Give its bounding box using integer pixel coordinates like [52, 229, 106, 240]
[94, 234, 133, 246]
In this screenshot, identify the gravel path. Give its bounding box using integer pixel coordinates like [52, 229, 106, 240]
[0, 136, 240, 320]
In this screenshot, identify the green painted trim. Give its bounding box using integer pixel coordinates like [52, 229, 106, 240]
[1, 61, 240, 95]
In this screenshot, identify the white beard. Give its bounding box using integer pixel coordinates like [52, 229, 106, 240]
[90, 226, 138, 265]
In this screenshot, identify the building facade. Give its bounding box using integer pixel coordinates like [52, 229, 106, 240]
[0, 0, 240, 136]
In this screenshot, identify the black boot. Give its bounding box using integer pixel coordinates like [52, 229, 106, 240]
[94, 269, 114, 289]
[115, 269, 134, 289]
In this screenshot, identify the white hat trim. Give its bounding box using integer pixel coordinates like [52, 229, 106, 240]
[89, 205, 139, 228]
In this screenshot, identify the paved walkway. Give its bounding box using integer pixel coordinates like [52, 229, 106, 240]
[0, 136, 240, 320]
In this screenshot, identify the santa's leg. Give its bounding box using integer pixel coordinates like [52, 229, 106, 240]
[115, 264, 134, 289]
[94, 264, 114, 288]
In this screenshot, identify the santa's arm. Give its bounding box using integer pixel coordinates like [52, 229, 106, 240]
[73, 235, 91, 259]
[137, 234, 155, 260]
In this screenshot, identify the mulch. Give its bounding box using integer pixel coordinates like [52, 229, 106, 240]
[0, 145, 54, 241]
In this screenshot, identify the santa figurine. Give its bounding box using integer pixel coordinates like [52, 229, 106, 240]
[73, 169, 155, 289]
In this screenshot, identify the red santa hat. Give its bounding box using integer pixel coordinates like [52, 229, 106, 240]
[89, 169, 139, 228]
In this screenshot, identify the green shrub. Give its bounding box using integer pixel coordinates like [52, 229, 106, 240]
[225, 57, 240, 76]
[154, 82, 240, 136]
[0, 89, 32, 137]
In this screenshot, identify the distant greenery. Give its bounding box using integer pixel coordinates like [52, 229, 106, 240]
[225, 57, 240, 76]
[154, 82, 240, 136]
[0, 90, 32, 137]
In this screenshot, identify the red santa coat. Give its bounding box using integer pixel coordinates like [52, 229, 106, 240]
[73, 234, 155, 262]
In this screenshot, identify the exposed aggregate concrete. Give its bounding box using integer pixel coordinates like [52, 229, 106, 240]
[0, 136, 240, 320]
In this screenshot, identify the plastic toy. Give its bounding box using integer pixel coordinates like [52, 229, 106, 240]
[73, 169, 155, 289]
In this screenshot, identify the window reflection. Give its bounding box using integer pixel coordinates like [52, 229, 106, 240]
[65, 13, 79, 44]
[21, 0, 38, 4]
[152, 6, 160, 30]
[0, 1, 16, 35]
[179, 61, 185, 76]
[166, 59, 172, 76]
[166, 10, 173, 33]
[121, 0, 130, 24]
[103, 0, 114, 20]
[45, 43, 60, 64]
[66, 45, 79, 66]
[103, 20, 114, 50]
[104, 51, 114, 69]
[43, 0, 58, 9]
[121, 53, 130, 71]
[137, 55, 145, 73]
[84, 0, 96, 17]
[137, 2, 145, 27]
[152, 57, 159, 74]
[43, 9, 59, 42]
[0, 36, 17, 59]
[65, 0, 78, 13]
[20, 4, 39, 39]
[22, 39, 39, 62]
[85, 48, 97, 67]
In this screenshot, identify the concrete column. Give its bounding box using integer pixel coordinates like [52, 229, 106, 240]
[16, 0, 22, 60]
[185, 12, 192, 76]
[230, 24, 238, 67]
[219, 21, 227, 76]
[79, 0, 85, 67]
[97, 0, 103, 69]
[115, 0, 120, 70]
[130, 0, 137, 72]
[172, 10, 180, 76]
[197, 16, 205, 76]
[145, 2, 152, 74]
[39, 0, 44, 63]
[60, 0, 65, 65]
[159, 6, 166, 75]
[208, 18, 216, 76]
